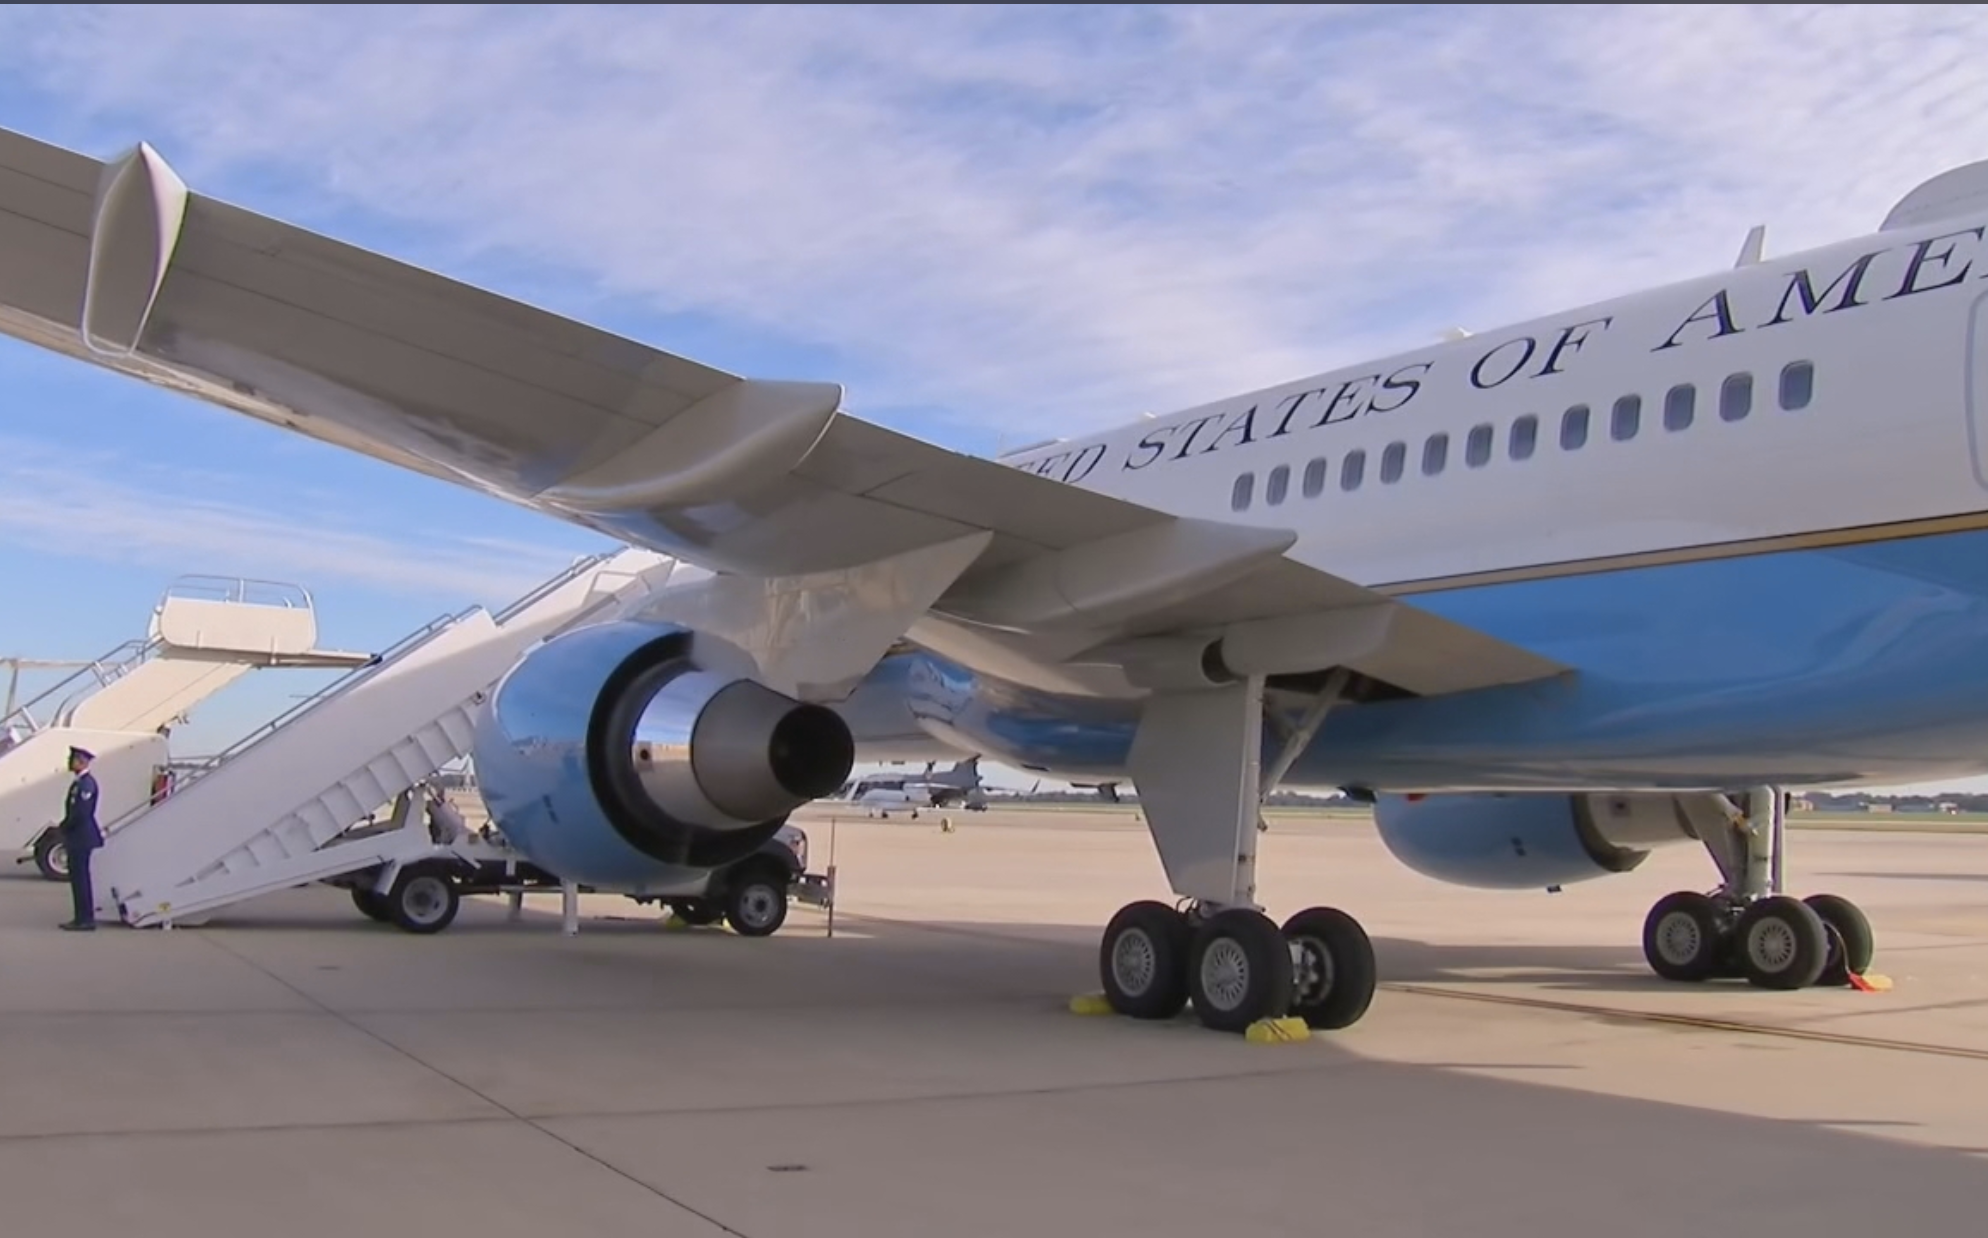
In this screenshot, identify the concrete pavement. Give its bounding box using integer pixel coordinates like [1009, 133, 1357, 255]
[0, 808, 1983, 1236]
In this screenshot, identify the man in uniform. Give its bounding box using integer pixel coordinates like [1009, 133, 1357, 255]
[58, 746, 102, 931]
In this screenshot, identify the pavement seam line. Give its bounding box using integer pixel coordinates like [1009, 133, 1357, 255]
[0, 1112, 516, 1146]
[194, 934, 756, 1238]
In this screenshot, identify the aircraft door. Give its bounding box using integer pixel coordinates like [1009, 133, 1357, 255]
[1965, 290, 1988, 492]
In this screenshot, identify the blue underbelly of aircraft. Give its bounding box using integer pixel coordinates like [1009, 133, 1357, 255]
[858, 526, 1988, 791]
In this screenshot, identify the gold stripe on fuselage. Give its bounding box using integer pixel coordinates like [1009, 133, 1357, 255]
[1376, 508, 1988, 597]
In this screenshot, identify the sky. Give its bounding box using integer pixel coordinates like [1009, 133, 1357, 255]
[3, 3, 1988, 789]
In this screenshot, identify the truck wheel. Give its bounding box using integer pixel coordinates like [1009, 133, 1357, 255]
[386, 867, 460, 935]
[724, 867, 789, 937]
[351, 887, 391, 923]
[32, 832, 68, 883]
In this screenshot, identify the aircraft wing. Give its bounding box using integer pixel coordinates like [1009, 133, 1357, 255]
[0, 127, 1565, 698]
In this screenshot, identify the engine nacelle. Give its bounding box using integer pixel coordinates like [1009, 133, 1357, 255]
[1372, 791, 1700, 890]
[471, 620, 855, 887]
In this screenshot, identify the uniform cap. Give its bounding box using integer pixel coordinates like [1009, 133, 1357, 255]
[68, 746, 94, 762]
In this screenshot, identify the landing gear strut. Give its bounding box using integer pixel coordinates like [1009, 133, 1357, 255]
[1097, 670, 1379, 1035]
[1640, 787, 1875, 990]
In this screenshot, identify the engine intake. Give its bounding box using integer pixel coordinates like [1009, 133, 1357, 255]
[473, 619, 855, 884]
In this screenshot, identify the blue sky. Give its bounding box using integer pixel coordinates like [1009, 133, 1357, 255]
[4, 4, 1988, 790]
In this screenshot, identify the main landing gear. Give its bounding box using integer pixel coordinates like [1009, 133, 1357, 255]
[1097, 669, 1380, 1035]
[1640, 787, 1875, 990]
[1101, 898, 1378, 1033]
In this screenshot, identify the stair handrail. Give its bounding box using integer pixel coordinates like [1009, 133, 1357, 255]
[50, 641, 171, 726]
[189, 607, 474, 768]
[164, 574, 316, 611]
[98, 556, 645, 834]
[491, 551, 616, 625]
[98, 607, 476, 833]
[1, 638, 161, 735]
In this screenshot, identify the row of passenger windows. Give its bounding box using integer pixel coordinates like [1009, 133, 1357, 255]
[1231, 361, 1816, 511]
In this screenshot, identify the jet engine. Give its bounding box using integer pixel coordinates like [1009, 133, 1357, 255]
[1371, 791, 1701, 890]
[471, 620, 855, 887]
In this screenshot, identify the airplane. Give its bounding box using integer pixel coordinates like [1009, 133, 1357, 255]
[848, 778, 933, 817]
[910, 757, 990, 810]
[5, 123, 1988, 1037]
[845, 759, 988, 816]
[842, 772, 930, 815]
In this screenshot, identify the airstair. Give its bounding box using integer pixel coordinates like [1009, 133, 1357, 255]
[3, 577, 374, 874]
[93, 547, 676, 928]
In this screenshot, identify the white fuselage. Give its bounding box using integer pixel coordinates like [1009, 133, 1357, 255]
[1003, 217, 1988, 595]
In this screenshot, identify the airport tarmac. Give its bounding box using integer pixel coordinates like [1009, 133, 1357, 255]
[1, 806, 1985, 1237]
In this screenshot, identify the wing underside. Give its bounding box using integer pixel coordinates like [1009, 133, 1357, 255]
[0, 127, 1566, 699]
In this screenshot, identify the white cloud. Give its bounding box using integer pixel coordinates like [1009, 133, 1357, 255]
[0, 435, 587, 602]
[3, 4, 1988, 442]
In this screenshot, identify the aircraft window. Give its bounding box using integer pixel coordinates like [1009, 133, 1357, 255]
[1720, 372, 1753, 422]
[1231, 472, 1254, 512]
[1780, 360, 1814, 410]
[1465, 423, 1494, 468]
[1340, 449, 1366, 491]
[1509, 414, 1538, 460]
[1380, 441, 1407, 484]
[1560, 405, 1590, 450]
[1611, 394, 1642, 441]
[1302, 457, 1329, 498]
[1422, 433, 1449, 476]
[1265, 464, 1290, 506]
[1664, 383, 1695, 432]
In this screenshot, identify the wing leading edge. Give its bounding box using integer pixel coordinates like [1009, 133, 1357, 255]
[0, 127, 1566, 699]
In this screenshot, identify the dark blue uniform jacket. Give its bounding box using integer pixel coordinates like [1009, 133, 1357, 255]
[59, 771, 102, 852]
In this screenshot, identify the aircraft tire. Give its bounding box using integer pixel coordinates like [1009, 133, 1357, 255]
[1186, 907, 1295, 1034]
[1803, 893, 1874, 986]
[1281, 906, 1377, 1030]
[1732, 895, 1829, 990]
[1641, 890, 1729, 982]
[1099, 900, 1191, 1020]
